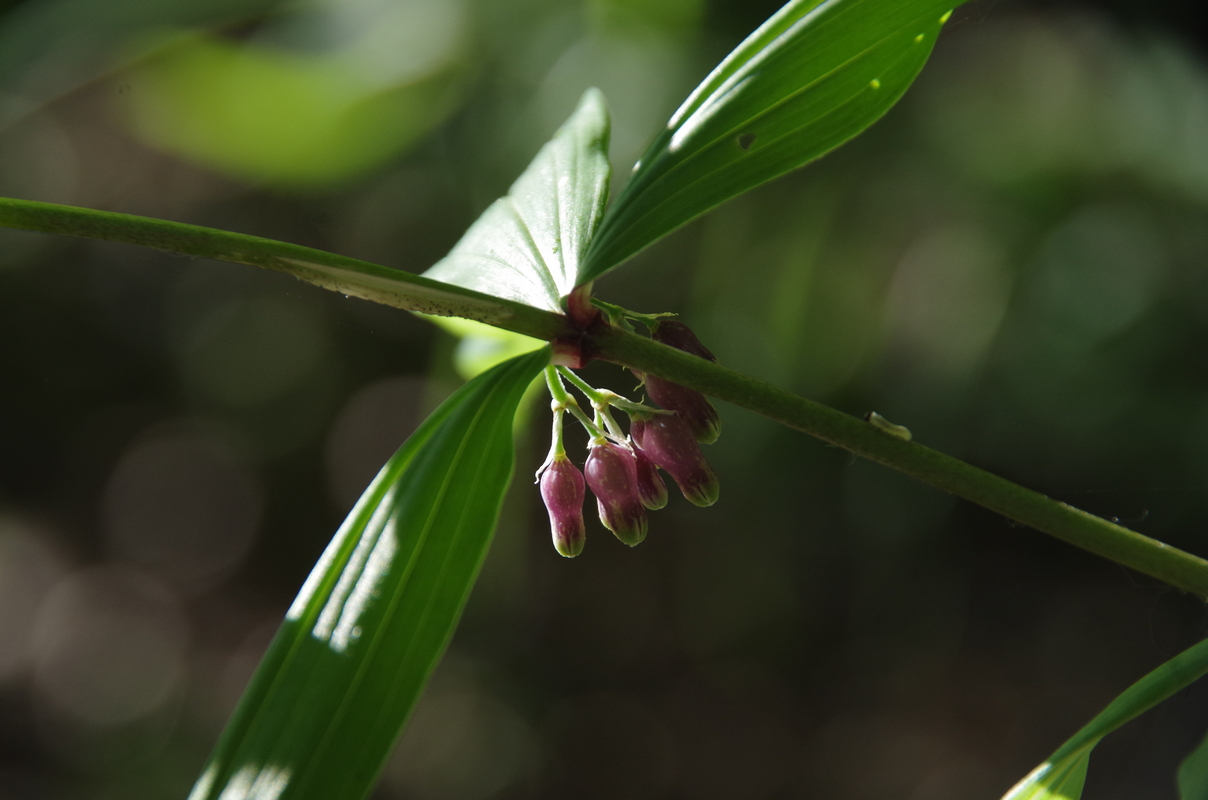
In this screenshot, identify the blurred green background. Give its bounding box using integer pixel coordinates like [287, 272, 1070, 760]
[4, 0, 1208, 797]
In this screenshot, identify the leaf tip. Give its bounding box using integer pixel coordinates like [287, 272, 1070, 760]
[569, 87, 611, 146]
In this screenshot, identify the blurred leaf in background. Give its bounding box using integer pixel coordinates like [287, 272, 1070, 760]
[121, 0, 469, 187]
[0, 0, 281, 119]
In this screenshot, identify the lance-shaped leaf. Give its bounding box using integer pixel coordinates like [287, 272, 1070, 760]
[188, 347, 549, 800]
[581, 0, 958, 280]
[1002, 636, 1208, 800]
[422, 89, 611, 313]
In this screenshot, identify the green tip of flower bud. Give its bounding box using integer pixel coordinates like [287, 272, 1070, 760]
[682, 468, 720, 507]
[598, 499, 648, 546]
[694, 416, 722, 446]
[555, 533, 585, 557]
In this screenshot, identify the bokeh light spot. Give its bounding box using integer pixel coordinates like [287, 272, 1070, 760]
[102, 427, 262, 590]
[31, 566, 187, 726]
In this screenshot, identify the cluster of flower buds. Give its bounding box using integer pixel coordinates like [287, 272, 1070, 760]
[536, 316, 721, 557]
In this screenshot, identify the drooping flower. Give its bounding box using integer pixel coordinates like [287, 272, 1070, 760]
[584, 442, 648, 546]
[632, 444, 668, 510]
[643, 377, 721, 445]
[643, 320, 721, 444]
[631, 414, 719, 507]
[540, 456, 587, 557]
[650, 319, 718, 362]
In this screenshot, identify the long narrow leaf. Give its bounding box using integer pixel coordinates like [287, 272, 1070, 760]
[422, 89, 611, 313]
[1003, 637, 1208, 800]
[188, 347, 549, 800]
[581, 0, 957, 279]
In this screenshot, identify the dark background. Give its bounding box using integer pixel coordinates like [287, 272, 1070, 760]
[4, 0, 1208, 797]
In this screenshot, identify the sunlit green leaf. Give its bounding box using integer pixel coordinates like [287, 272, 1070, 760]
[0, 0, 280, 128]
[1003, 637, 1208, 800]
[422, 89, 611, 313]
[188, 347, 549, 800]
[1005, 754, 1089, 800]
[581, 0, 957, 279]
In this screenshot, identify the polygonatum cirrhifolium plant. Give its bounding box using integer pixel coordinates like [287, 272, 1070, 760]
[6, 0, 1208, 798]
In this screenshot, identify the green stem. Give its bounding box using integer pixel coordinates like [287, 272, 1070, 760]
[544, 366, 607, 442]
[550, 410, 566, 459]
[586, 325, 1208, 599]
[556, 365, 609, 406]
[556, 366, 636, 440]
[539, 368, 569, 467]
[555, 365, 661, 418]
[534, 406, 566, 482]
[544, 365, 574, 408]
[0, 197, 572, 342]
[4, 196, 1207, 596]
[598, 405, 626, 442]
[589, 298, 673, 329]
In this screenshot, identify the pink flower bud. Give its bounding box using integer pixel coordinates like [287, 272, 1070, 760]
[650, 319, 718, 362]
[631, 414, 719, 507]
[540, 456, 586, 557]
[584, 443, 648, 546]
[644, 377, 721, 445]
[643, 320, 721, 444]
[632, 444, 668, 510]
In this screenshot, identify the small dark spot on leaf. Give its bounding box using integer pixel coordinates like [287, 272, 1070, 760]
[737, 133, 756, 151]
